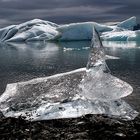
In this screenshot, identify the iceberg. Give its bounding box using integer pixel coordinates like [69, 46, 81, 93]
[57, 17, 137, 41]
[57, 22, 113, 41]
[0, 19, 60, 42]
[0, 25, 17, 41]
[101, 30, 140, 41]
[100, 17, 140, 41]
[117, 16, 137, 30]
[0, 17, 138, 42]
[0, 27, 138, 121]
[102, 41, 138, 48]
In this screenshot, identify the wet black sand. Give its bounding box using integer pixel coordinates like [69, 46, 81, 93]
[0, 114, 140, 140]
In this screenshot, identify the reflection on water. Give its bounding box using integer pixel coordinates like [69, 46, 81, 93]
[0, 41, 140, 93]
[103, 42, 140, 70]
[0, 41, 90, 94]
[103, 41, 140, 48]
[0, 41, 140, 113]
[103, 41, 140, 113]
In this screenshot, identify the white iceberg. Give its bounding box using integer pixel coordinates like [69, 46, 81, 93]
[101, 30, 140, 41]
[102, 41, 138, 48]
[117, 16, 137, 30]
[57, 17, 137, 41]
[100, 17, 140, 41]
[0, 27, 138, 121]
[0, 19, 60, 42]
[0, 17, 138, 42]
[0, 25, 17, 41]
[57, 22, 113, 41]
[99, 17, 140, 41]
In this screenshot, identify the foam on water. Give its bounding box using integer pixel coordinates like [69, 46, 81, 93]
[0, 28, 138, 121]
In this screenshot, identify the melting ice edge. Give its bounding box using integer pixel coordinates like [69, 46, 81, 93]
[0, 27, 138, 121]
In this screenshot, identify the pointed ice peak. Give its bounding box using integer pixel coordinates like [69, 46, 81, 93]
[86, 28, 106, 71]
[79, 27, 133, 102]
[91, 28, 103, 49]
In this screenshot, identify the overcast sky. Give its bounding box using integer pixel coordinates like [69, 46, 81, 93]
[0, 0, 139, 28]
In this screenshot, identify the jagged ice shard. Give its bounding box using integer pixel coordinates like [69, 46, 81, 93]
[0, 28, 138, 121]
[79, 29, 133, 101]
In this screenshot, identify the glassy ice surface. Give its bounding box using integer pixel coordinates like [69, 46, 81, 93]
[0, 32, 139, 120]
[79, 29, 133, 101]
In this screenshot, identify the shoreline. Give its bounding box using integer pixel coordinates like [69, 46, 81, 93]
[0, 114, 140, 139]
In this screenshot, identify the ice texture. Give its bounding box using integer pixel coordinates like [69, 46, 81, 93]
[57, 22, 113, 41]
[101, 30, 140, 41]
[0, 28, 138, 121]
[0, 17, 139, 42]
[79, 29, 133, 101]
[103, 41, 139, 48]
[100, 17, 140, 41]
[0, 19, 60, 42]
[117, 16, 137, 30]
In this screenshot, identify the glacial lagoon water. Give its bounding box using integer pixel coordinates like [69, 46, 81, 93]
[0, 41, 90, 94]
[0, 41, 140, 120]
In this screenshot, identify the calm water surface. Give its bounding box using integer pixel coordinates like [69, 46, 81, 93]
[0, 41, 140, 112]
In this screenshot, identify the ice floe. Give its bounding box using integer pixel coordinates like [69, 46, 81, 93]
[0, 27, 138, 121]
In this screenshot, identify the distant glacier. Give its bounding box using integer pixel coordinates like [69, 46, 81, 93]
[0, 16, 140, 42]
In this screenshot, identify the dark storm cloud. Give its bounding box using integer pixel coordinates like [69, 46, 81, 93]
[0, 0, 139, 28]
